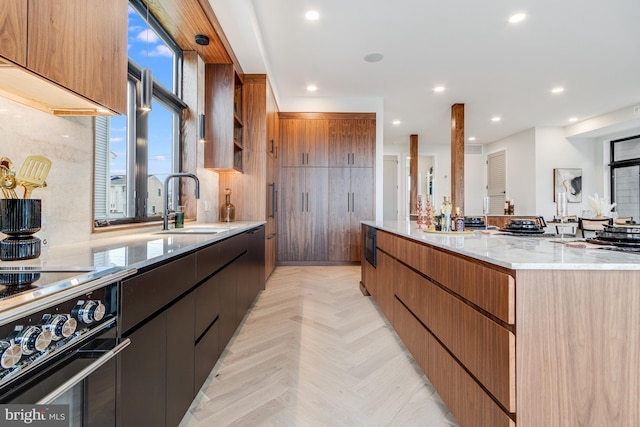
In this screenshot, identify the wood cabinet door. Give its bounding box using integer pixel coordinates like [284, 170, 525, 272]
[351, 119, 376, 167]
[0, 0, 27, 66]
[280, 119, 306, 166]
[350, 167, 374, 261]
[328, 167, 351, 261]
[304, 167, 328, 260]
[328, 119, 350, 167]
[305, 119, 329, 166]
[279, 167, 306, 261]
[27, 0, 127, 114]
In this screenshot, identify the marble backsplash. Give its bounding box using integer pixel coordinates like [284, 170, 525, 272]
[0, 96, 219, 248]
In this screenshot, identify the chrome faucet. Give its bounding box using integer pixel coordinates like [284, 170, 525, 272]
[163, 173, 200, 230]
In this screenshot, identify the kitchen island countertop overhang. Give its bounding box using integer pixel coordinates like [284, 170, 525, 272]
[363, 220, 640, 270]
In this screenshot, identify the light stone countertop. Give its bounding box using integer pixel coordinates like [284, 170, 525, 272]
[0, 222, 265, 271]
[364, 220, 640, 270]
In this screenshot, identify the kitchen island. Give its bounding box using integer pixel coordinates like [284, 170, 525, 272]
[361, 220, 640, 427]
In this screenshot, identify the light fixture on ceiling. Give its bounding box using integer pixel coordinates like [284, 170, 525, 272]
[140, 2, 153, 112]
[568, 117, 578, 123]
[364, 53, 384, 63]
[433, 86, 445, 93]
[195, 34, 210, 46]
[551, 87, 565, 94]
[468, 136, 476, 141]
[306, 84, 318, 92]
[508, 13, 526, 23]
[305, 10, 320, 21]
[198, 113, 206, 142]
[392, 120, 401, 125]
[491, 116, 502, 122]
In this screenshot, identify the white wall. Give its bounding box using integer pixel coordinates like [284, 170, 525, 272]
[280, 96, 384, 221]
[464, 151, 486, 216]
[485, 128, 537, 215]
[534, 127, 602, 219]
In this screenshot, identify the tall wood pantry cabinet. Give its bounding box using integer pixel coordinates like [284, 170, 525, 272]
[278, 113, 375, 263]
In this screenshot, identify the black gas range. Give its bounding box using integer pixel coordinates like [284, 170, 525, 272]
[0, 265, 136, 425]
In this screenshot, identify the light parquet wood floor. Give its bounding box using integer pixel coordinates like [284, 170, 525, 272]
[179, 266, 459, 427]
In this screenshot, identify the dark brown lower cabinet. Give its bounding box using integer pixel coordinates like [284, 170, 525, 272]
[119, 227, 265, 427]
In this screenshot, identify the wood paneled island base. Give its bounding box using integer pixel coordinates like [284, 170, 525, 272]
[362, 223, 640, 427]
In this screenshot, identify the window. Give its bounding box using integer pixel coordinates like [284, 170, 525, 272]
[610, 135, 640, 221]
[94, 0, 186, 226]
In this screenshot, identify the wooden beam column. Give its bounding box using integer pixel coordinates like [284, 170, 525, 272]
[409, 134, 418, 215]
[451, 104, 465, 214]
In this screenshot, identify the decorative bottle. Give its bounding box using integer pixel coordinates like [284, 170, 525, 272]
[441, 196, 452, 232]
[220, 188, 235, 222]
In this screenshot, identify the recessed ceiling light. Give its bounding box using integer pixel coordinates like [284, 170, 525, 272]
[306, 84, 318, 92]
[491, 116, 501, 122]
[364, 53, 384, 63]
[568, 117, 578, 122]
[468, 136, 476, 141]
[392, 120, 401, 125]
[551, 87, 565, 94]
[508, 13, 526, 23]
[433, 86, 445, 93]
[305, 10, 320, 21]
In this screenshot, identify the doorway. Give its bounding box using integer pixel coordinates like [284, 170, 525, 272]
[487, 150, 506, 214]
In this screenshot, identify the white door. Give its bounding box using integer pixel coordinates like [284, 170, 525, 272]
[487, 150, 506, 214]
[383, 156, 398, 220]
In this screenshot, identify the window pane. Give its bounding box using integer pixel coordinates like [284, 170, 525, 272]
[613, 165, 640, 220]
[109, 115, 129, 218]
[128, 5, 175, 91]
[613, 136, 640, 162]
[147, 100, 175, 218]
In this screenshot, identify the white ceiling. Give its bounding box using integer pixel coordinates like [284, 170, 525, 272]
[209, 0, 640, 149]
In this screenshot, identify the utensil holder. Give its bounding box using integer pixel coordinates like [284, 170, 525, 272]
[0, 199, 42, 260]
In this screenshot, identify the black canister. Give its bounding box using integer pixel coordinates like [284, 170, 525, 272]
[0, 199, 42, 261]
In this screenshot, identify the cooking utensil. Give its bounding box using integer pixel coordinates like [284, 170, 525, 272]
[16, 155, 51, 198]
[0, 157, 18, 199]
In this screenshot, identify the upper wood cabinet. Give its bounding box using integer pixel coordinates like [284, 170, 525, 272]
[0, 0, 27, 66]
[0, 0, 127, 115]
[328, 118, 376, 167]
[27, 0, 128, 114]
[279, 115, 329, 167]
[204, 63, 244, 172]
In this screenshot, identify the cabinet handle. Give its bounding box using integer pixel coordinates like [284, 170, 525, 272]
[351, 192, 355, 212]
[347, 193, 350, 212]
[270, 139, 274, 153]
[306, 192, 309, 212]
[269, 182, 275, 218]
[275, 146, 278, 159]
[302, 192, 305, 212]
[302, 153, 305, 165]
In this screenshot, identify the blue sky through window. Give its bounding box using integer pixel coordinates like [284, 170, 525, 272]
[109, 6, 177, 180]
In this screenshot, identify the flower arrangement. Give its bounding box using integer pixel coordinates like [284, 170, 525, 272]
[588, 193, 616, 217]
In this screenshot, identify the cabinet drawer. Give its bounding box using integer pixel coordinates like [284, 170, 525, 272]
[194, 274, 221, 340]
[395, 263, 515, 412]
[394, 234, 514, 324]
[194, 321, 219, 394]
[121, 254, 196, 333]
[376, 230, 396, 255]
[196, 233, 248, 282]
[393, 299, 514, 427]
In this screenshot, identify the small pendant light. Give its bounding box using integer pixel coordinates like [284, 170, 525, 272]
[140, 1, 153, 112]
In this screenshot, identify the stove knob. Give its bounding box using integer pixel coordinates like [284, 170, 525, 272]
[74, 300, 106, 324]
[14, 326, 50, 355]
[43, 314, 77, 340]
[0, 340, 22, 369]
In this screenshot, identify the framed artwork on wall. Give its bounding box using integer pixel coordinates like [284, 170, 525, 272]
[554, 168, 582, 202]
